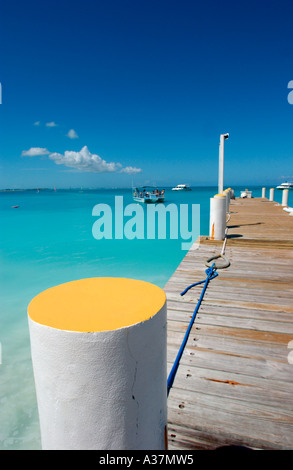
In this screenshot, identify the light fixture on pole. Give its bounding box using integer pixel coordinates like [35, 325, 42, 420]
[218, 133, 229, 194]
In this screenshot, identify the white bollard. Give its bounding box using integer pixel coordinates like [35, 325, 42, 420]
[223, 188, 231, 213]
[28, 277, 167, 450]
[282, 189, 289, 207]
[262, 187, 266, 198]
[230, 188, 235, 200]
[269, 188, 274, 201]
[209, 193, 226, 240]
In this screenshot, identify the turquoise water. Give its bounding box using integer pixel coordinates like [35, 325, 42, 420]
[0, 186, 284, 449]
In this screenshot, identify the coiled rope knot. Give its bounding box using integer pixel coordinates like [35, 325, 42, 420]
[205, 253, 230, 270]
[205, 264, 218, 278]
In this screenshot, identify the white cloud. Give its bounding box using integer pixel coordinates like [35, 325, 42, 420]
[46, 121, 57, 127]
[34, 121, 40, 126]
[120, 166, 142, 174]
[21, 147, 50, 157]
[21, 144, 143, 174]
[66, 129, 78, 139]
[48, 146, 123, 173]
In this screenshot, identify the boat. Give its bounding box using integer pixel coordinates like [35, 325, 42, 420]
[132, 186, 165, 203]
[172, 184, 191, 191]
[240, 189, 252, 198]
[276, 182, 293, 189]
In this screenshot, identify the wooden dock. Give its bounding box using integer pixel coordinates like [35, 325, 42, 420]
[165, 197, 293, 450]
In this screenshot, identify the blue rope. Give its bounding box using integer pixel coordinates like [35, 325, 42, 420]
[167, 263, 218, 396]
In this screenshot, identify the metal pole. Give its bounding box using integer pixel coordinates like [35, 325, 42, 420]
[218, 135, 224, 194]
[218, 133, 229, 194]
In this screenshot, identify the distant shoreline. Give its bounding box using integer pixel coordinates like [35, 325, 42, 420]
[0, 185, 278, 192]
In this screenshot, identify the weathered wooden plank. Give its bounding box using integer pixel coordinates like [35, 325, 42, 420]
[167, 312, 293, 335]
[167, 391, 293, 449]
[166, 286, 293, 306]
[166, 291, 293, 312]
[167, 344, 293, 383]
[166, 277, 293, 294]
[167, 299, 293, 324]
[166, 363, 293, 408]
[167, 327, 292, 362]
[167, 423, 262, 450]
[167, 321, 293, 347]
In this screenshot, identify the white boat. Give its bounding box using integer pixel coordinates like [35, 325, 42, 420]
[276, 182, 293, 189]
[240, 189, 252, 198]
[132, 186, 165, 203]
[172, 184, 191, 191]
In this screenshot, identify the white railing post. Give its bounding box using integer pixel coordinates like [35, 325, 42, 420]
[282, 189, 289, 207]
[223, 188, 231, 213]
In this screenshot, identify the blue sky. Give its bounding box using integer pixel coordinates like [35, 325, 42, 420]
[0, 0, 293, 189]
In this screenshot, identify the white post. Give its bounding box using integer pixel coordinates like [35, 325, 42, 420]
[262, 187, 266, 198]
[218, 135, 224, 195]
[269, 188, 274, 201]
[209, 193, 226, 240]
[28, 277, 167, 450]
[223, 188, 231, 213]
[218, 133, 229, 194]
[282, 189, 289, 207]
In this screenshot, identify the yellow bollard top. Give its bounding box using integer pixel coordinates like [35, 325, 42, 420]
[214, 193, 226, 198]
[28, 278, 166, 332]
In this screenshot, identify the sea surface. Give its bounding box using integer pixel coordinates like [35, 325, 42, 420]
[0, 186, 284, 449]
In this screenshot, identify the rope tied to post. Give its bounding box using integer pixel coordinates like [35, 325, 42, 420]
[167, 210, 232, 396]
[205, 214, 231, 270]
[167, 263, 218, 396]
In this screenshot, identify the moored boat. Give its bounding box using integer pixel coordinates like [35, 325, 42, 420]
[172, 184, 191, 191]
[276, 182, 293, 189]
[132, 186, 165, 203]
